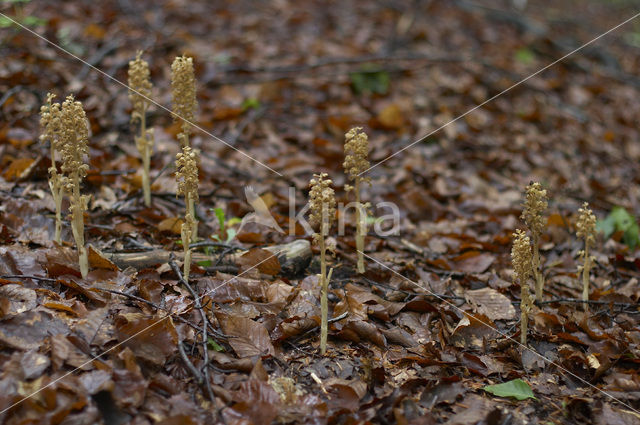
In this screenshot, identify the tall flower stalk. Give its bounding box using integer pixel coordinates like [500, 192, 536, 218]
[512, 229, 533, 345]
[176, 146, 199, 282]
[59, 95, 90, 278]
[309, 173, 336, 355]
[171, 55, 197, 148]
[343, 127, 371, 274]
[128, 51, 155, 207]
[40, 93, 65, 243]
[521, 182, 548, 301]
[576, 202, 596, 310]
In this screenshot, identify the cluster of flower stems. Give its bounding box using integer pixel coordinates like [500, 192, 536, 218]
[41, 53, 199, 279]
[512, 182, 597, 345]
[309, 126, 371, 354]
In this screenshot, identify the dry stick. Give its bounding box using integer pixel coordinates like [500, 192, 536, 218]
[536, 298, 640, 308]
[178, 341, 204, 385]
[168, 257, 214, 402]
[0, 275, 57, 283]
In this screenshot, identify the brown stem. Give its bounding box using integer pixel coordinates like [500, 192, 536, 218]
[189, 197, 197, 242]
[532, 234, 544, 301]
[140, 113, 151, 207]
[355, 179, 365, 274]
[320, 233, 328, 355]
[70, 174, 87, 278]
[582, 244, 590, 311]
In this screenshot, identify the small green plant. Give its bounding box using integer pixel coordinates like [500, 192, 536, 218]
[349, 65, 389, 95]
[309, 173, 336, 355]
[0, 0, 47, 29]
[597, 206, 640, 250]
[211, 207, 241, 243]
[128, 51, 155, 207]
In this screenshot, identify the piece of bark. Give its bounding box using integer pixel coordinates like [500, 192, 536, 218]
[103, 239, 311, 275]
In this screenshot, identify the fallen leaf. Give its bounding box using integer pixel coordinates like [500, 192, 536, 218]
[237, 248, 281, 276]
[483, 378, 536, 400]
[115, 313, 178, 365]
[452, 251, 495, 274]
[158, 217, 183, 235]
[0, 284, 37, 317]
[465, 287, 515, 320]
[217, 313, 276, 357]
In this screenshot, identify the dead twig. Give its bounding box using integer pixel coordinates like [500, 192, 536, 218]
[99, 287, 228, 339]
[0, 274, 57, 283]
[178, 341, 204, 385]
[169, 255, 215, 402]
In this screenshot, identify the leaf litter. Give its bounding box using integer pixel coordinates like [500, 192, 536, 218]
[1, 0, 640, 424]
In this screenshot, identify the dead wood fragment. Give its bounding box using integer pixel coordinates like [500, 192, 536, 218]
[103, 239, 312, 275]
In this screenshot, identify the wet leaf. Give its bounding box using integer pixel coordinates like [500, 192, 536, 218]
[115, 313, 178, 365]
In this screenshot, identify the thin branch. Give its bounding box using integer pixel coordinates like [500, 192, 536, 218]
[0, 274, 57, 283]
[169, 256, 215, 402]
[178, 341, 203, 384]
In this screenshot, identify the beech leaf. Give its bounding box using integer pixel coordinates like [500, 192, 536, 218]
[483, 379, 535, 400]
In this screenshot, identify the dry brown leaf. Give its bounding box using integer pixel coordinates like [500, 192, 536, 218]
[3, 157, 35, 181]
[158, 217, 183, 234]
[238, 248, 281, 276]
[0, 284, 36, 317]
[377, 104, 404, 130]
[88, 245, 119, 271]
[452, 251, 495, 274]
[465, 287, 515, 321]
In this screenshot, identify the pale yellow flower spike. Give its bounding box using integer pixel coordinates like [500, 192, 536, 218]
[521, 182, 548, 301]
[59, 95, 90, 278]
[171, 55, 197, 148]
[128, 51, 155, 207]
[576, 202, 597, 310]
[343, 127, 371, 274]
[176, 145, 199, 282]
[512, 229, 533, 345]
[309, 173, 336, 355]
[40, 93, 66, 244]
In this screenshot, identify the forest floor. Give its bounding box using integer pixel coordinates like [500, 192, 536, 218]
[2, 0, 640, 424]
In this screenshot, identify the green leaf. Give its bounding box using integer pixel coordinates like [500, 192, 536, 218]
[21, 15, 46, 27]
[483, 379, 536, 400]
[515, 47, 536, 65]
[207, 337, 224, 352]
[196, 260, 212, 267]
[225, 228, 237, 243]
[241, 97, 260, 111]
[213, 207, 226, 231]
[597, 206, 640, 249]
[350, 66, 390, 95]
[227, 217, 242, 227]
[0, 16, 13, 28]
